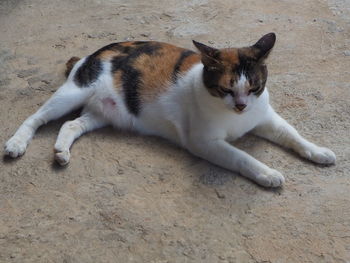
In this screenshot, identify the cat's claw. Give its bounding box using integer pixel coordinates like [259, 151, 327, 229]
[255, 169, 285, 188]
[302, 146, 336, 165]
[4, 137, 27, 158]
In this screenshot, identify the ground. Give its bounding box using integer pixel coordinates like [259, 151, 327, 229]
[0, 0, 350, 262]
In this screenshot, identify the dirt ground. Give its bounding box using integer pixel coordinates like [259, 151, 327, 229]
[1, 0, 350, 262]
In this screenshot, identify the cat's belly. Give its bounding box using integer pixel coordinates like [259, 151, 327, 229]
[131, 103, 181, 144]
[85, 87, 182, 143]
[134, 116, 181, 144]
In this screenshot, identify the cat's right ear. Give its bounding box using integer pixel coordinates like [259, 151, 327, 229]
[252, 33, 276, 60]
[192, 40, 222, 69]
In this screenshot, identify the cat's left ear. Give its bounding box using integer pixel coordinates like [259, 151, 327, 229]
[192, 40, 222, 69]
[252, 32, 276, 60]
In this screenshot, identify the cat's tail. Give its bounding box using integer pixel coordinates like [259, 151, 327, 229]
[65, 56, 81, 78]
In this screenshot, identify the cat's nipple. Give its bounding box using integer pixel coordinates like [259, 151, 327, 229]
[102, 97, 116, 107]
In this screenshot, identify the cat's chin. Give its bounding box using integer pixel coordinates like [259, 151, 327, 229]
[233, 108, 246, 114]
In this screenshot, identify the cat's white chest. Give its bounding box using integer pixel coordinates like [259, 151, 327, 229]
[225, 103, 268, 140]
[197, 90, 270, 141]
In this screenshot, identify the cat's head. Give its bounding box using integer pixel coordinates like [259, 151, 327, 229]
[193, 33, 276, 113]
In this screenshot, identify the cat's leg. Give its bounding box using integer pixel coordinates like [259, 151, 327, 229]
[4, 81, 93, 158]
[188, 139, 285, 187]
[54, 111, 107, 165]
[252, 107, 336, 164]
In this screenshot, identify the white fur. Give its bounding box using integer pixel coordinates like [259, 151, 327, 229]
[234, 74, 249, 106]
[5, 61, 336, 187]
[236, 74, 247, 91]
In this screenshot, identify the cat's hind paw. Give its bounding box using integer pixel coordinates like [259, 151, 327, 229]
[4, 137, 27, 158]
[302, 146, 336, 165]
[255, 169, 285, 188]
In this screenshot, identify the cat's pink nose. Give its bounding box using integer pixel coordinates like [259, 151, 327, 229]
[235, 104, 247, 111]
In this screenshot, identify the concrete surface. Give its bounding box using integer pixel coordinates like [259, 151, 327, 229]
[0, 0, 349, 262]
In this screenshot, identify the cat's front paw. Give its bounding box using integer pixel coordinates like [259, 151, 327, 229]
[255, 168, 285, 188]
[54, 150, 71, 166]
[4, 137, 27, 158]
[301, 146, 336, 165]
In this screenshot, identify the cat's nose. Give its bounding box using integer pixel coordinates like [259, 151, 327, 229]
[235, 104, 247, 111]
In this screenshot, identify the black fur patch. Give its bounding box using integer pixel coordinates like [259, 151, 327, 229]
[126, 42, 161, 60]
[237, 52, 267, 96]
[111, 55, 141, 115]
[121, 65, 142, 115]
[111, 42, 161, 115]
[132, 41, 148, 45]
[236, 53, 257, 75]
[74, 55, 102, 87]
[73, 43, 130, 86]
[251, 64, 267, 96]
[202, 66, 225, 97]
[172, 50, 196, 83]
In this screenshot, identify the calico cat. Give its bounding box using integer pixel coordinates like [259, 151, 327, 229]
[4, 33, 336, 187]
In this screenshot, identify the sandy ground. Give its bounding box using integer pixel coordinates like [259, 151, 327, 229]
[0, 0, 350, 262]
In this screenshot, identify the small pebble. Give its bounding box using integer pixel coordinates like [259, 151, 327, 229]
[140, 33, 150, 37]
[215, 189, 225, 199]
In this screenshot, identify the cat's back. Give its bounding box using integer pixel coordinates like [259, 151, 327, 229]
[78, 42, 198, 92]
[74, 41, 200, 116]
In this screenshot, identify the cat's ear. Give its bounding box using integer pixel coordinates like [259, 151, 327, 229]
[252, 32, 276, 60]
[192, 40, 222, 69]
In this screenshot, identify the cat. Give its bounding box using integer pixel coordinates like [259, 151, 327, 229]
[4, 33, 336, 187]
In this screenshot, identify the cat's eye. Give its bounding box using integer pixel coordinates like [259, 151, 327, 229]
[222, 88, 234, 96]
[213, 86, 234, 96]
[248, 86, 260, 95]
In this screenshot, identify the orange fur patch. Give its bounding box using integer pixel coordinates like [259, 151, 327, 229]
[97, 50, 122, 60]
[113, 70, 123, 91]
[178, 53, 201, 73]
[220, 49, 239, 66]
[132, 44, 200, 102]
[119, 42, 137, 47]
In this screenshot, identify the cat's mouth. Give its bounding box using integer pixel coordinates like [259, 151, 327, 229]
[233, 104, 247, 113]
